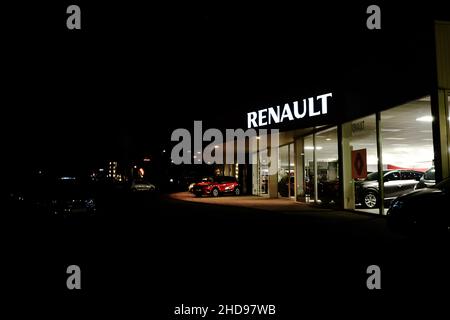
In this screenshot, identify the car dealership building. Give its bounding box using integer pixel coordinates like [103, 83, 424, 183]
[238, 21, 450, 215]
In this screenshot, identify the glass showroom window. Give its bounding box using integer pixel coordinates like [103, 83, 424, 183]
[315, 127, 339, 205]
[252, 148, 269, 196]
[381, 97, 434, 205]
[259, 155, 269, 195]
[343, 115, 380, 213]
[303, 134, 315, 202]
[278, 145, 290, 197]
[278, 143, 295, 198]
[251, 152, 259, 195]
[289, 143, 295, 198]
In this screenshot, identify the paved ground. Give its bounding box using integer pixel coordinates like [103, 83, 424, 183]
[170, 191, 389, 214]
[170, 192, 337, 211]
[3, 191, 449, 316]
[167, 192, 401, 240]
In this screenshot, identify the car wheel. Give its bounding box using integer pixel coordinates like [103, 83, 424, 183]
[234, 187, 241, 196]
[363, 191, 378, 208]
[212, 188, 219, 197]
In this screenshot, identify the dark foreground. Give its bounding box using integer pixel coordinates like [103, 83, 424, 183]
[2, 191, 449, 317]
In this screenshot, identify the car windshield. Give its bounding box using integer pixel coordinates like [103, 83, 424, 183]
[365, 171, 389, 181]
[49, 182, 92, 199]
[423, 168, 435, 180]
[215, 176, 235, 183]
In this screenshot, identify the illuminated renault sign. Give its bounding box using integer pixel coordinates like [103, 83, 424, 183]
[247, 92, 332, 128]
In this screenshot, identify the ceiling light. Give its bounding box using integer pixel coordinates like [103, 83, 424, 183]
[385, 137, 405, 140]
[416, 116, 433, 122]
[304, 146, 323, 150]
[325, 138, 332, 141]
[381, 129, 401, 132]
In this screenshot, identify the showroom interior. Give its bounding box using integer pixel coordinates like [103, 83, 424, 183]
[250, 21, 450, 215]
[251, 93, 449, 214]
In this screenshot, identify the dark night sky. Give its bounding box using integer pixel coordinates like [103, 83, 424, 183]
[2, 1, 449, 172]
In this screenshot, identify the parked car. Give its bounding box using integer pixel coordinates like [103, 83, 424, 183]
[387, 177, 450, 235]
[193, 176, 240, 197]
[188, 177, 213, 193]
[355, 170, 423, 208]
[47, 182, 97, 216]
[19, 177, 98, 218]
[414, 167, 435, 190]
[130, 180, 156, 192]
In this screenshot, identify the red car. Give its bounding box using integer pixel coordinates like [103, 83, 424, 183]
[193, 176, 241, 197]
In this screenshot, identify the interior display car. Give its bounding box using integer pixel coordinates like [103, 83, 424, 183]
[278, 175, 294, 197]
[318, 180, 340, 204]
[414, 167, 435, 190]
[355, 170, 423, 208]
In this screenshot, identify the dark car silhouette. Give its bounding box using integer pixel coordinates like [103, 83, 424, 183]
[355, 170, 423, 208]
[387, 177, 450, 235]
[193, 176, 240, 197]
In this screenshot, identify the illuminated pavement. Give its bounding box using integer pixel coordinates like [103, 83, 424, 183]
[168, 192, 334, 212]
[168, 192, 388, 222]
